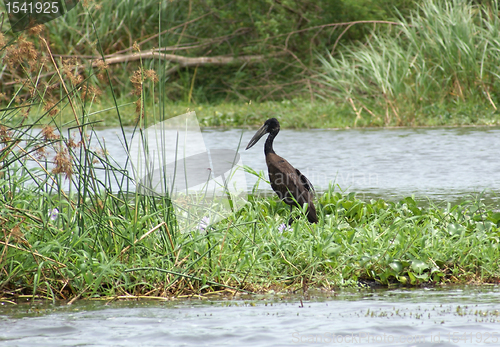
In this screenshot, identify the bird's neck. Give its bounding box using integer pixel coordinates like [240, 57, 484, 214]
[264, 133, 276, 155]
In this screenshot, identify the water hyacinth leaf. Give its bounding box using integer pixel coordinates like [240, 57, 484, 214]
[447, 223, 465, 237]
[397, 275, 408, 284]
[487, 212, 500, 225]
[378, 270, 390, 284]
[342, 200, 354, 210]
[476, 220, 494, 233]
[469, 205, 479, 213]
[432, 271, 445, 282]
[400, 197, 422, 215]
[472, 214, 484, 222]
[359, 255, 372, 267]
[410, 260, 429, 274]
[325, 245, 341, 257]
[414, 273, 429, 281]
[401, 196, 417, 208]
[430, 266, 442, 274]
[389, 260, 404, 274]
[407, 271, 415, 285]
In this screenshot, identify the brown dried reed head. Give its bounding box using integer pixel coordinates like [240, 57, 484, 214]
[82, 0, 93, 8]
[94, 59, 109, 81]
[0, 126, 13, 144]
[35, 145, 48, 159]
[52, 148, 73, 179]
[28, 23, 45, 36]
[144, 69, 159, 83]
[130, 68, 158, 96]
[43, 100, 59, 117]
[80, 84, 102, 101]
[62, 58, 83, 85]
[3, 35, 38, 70]
[41, 126, 60, 142]
[10, 225, 26, 244]
[67, 138, 81, 149]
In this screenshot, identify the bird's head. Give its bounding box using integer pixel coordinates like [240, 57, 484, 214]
[245, 118, 280, 150]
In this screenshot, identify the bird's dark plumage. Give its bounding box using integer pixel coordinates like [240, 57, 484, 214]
[246, 118, 318, 223]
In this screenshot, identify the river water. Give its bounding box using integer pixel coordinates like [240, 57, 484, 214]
[1, 286, 500, 346]
[81, 125, 500, 203]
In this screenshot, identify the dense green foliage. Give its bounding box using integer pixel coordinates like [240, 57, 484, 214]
[2, 0, 500, 127]
[0, 0, 416, 103]
[319, 0, 500, 126]
[2, 163, 500, 301]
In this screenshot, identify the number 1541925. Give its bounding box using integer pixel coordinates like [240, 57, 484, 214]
[5, 2, 59, 15]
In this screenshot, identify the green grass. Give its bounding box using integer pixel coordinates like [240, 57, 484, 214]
[317, 0, 500, 127]
[2, 164, 500, 302]
[8, 94, 500, 129]
[10, 96, 357, 129]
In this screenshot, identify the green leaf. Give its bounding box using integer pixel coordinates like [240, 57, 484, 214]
[410, 260, 428, 274]
[408, 271, 416, 285]
[487, 212, 500, 225]
[389, 260, 403, 274]
[447, 223, 465, 237]
[325, 245, 341, 257]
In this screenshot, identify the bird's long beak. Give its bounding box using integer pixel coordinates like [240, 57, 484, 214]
[245, 123, 268, 150]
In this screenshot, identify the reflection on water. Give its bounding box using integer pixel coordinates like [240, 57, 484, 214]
[1, 286, 500, 346]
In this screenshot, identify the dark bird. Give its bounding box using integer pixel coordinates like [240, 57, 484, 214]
[246, 118, 318, 224]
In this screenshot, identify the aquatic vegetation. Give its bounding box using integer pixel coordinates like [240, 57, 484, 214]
[1, 159, 500, 302]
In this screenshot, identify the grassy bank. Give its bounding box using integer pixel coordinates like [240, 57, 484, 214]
[3, 0, 500, 128]
[318, 0, 500, 126]
[7, 95, 500, 130]
[1, 168, 500, 302]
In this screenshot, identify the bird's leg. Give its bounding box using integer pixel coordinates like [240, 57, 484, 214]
[287, 205, 295, 226]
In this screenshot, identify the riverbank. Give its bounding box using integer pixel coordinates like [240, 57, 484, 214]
[4, 1, 500, 129]
[1, 180, 499, 302]
[11, 97, 500, 129]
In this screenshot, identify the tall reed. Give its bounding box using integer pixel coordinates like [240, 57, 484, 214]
[318, 0, 500, 126]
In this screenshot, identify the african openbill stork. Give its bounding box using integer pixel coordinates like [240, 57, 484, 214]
[246, 118, 318, 224]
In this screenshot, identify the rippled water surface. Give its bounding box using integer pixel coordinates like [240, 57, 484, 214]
[88, 126, 500, 203]
[1, 286, 500, 346]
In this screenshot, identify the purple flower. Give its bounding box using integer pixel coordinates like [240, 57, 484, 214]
[278, 223, 291, 233]
[198, 216, 210, 231]
[48, 208, 59, 221]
